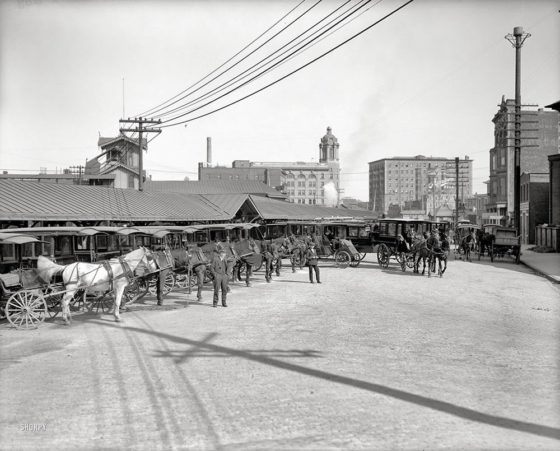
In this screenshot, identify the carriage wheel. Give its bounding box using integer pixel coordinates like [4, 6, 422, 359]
[377, 244, 390, 269]
[70, 290, 86, 312]
[45, 286, 64, 319]
[334, 250, 351, 269]
[148, 272, 176, 296]
[349, 254, 360, 267]
[6, 290, 47, 330]
[406, 254, 416, 269]
[87, 293, 114, 314]
[122, 281, 141, 305]
[175, 273, 189, 289]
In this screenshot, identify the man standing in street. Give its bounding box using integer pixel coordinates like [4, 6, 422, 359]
[262, 242, 273, 283]
[306, 242, 321, 284]
[209, 244, 229, 307]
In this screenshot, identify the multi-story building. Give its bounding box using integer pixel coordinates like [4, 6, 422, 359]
[485, 97, 559, 225]
[520, 172, 549, 244]
[198, 127, 341, 206]
[368, 155, 473, 216]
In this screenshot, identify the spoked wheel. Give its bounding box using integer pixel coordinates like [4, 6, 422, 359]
[87, 292, 114, 314]
[70, 290, 86, 312]
[377, 244, 390, 269]
[44, 286, 64, 319]
[175, 273, 189, 289]
[148, 272, 176, 296]
[6, 290, 47, 330]
[406, 254, 416, 269]
[334, 250, 351, 268]
[349, 254, 360, 267]
[122, 280, 143, 306]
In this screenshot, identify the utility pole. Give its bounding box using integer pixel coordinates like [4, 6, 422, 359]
[119, 117, 161, 191]
[455, 157, 459, 227]
[505, 26, 531, 232]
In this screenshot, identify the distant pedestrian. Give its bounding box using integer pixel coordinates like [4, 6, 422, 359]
[306, 243, 321, 284]
[209, 245, 228, 307]
[271, 241, 281, 276]
[262, 242, 274, 282]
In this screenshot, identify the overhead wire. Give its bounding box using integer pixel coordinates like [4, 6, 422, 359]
[154, 0, 366, 120]
[139, 0, 322, 118]
[150, 0, 415, 129]
[153, 0, 375, 124]
[136, 0, 308, 118]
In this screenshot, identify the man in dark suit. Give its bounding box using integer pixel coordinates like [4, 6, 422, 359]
[209, 244, 229, 307]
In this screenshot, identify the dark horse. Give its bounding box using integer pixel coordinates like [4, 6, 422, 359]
[410, 235, 430, 275]
[427, 233, 449, 277]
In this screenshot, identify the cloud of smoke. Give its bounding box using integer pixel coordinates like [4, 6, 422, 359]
[323, 181, 338, 207]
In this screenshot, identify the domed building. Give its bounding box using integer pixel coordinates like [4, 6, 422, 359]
[198, 127, 342, 207]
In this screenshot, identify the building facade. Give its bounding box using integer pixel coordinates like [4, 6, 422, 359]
[485, 97, 559, 225]
[368, 155, 473, 216]
[198, 127, 341, 206]
[520, 172, 549, 244]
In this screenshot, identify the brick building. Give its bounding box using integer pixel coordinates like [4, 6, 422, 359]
[485, 97, 559, 225]
[520, 172, 549, 244]
[368, 156, 473, 217]
[198, 128, 341, 206]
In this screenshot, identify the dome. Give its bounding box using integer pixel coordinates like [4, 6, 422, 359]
[321, 126, 338, 145]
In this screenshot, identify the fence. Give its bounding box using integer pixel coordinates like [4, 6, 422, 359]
[535, 225, 560, 252]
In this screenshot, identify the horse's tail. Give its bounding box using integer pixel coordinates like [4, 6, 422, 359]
[37, 255, 66, 282]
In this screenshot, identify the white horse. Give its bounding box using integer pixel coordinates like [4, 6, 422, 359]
[38, 247, 158, 324]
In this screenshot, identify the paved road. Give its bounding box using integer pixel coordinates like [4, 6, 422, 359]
[1, 256, 559, 450]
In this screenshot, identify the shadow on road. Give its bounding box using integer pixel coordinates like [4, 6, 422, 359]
[86, 318, 560, 442]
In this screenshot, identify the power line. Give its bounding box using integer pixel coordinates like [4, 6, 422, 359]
[154, 0, 366, 119]
[140, 0, 321, 118]
[151, 0, 415, 129]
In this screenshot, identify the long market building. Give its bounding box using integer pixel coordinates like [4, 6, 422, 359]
[0, 179, 375, 229]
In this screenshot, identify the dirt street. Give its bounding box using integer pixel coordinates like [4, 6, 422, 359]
[1, 257, 559, 450]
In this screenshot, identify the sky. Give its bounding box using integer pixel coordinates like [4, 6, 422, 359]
[1, 0, 559, 201]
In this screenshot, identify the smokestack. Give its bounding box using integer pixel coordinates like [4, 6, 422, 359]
[206, 137, 212, 167]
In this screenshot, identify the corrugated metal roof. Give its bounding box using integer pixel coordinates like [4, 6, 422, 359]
[0, 180, 231, 222]
[143, 180, 286, 198]
[249, 195, 374, 221]
[201, 194, 252, 216]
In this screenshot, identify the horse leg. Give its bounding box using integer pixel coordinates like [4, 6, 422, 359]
[61, 291, 75, 325]
[113, 283, 126, 322]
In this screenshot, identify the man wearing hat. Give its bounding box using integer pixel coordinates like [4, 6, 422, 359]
[209, 242, 229, 307]
[305, 242, 321, 284]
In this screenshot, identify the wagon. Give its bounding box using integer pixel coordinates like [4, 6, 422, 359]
[453, 224, 480, 261]
[262, 220, 362, 269]
[479, 224, 521, 264]
[371, 218, 448, 271]
[0, 232, 63, 329]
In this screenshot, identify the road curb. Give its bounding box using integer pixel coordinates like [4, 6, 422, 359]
[520, 260, 560, 284]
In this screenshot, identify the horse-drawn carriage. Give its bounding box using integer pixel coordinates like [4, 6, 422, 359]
[453, 224, 479, 261]
[0, 230, 158, 328]
[477, 224, 521, 264]
[262, 220, 362, 269]
[372, 218, 449, 275]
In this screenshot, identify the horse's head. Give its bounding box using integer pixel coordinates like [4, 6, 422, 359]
[125, 247, 159, 274]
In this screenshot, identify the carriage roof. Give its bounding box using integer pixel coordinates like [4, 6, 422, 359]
[0, 232, 45, 245]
